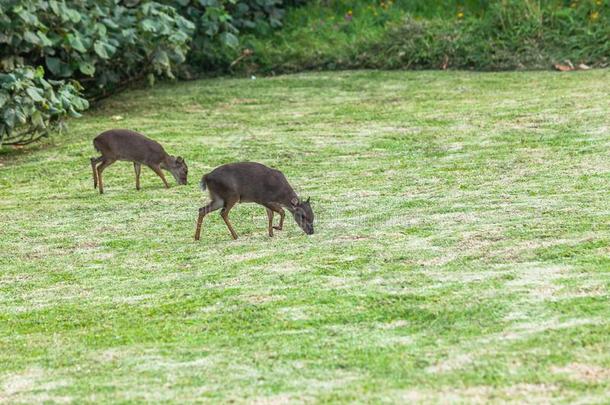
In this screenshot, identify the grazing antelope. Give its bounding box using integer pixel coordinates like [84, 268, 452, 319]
[90, 129, 187, 194]
[194, 162, 314, 240]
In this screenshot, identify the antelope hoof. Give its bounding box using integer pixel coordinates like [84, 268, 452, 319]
[273, 226, 282, 231]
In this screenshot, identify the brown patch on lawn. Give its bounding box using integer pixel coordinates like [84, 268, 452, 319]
[552, 363, 610, 383]
[0, 367, 72, 403]
[249, 394, 313, 405]
[496, 318, 600, 342]
[506, 263, 568, 300]
[225, 251, 268, 263]
[377, 320, 409, 329]
[426, 353, 474, 374]
[217, 98, 259, 109]
[393, 383, 559, 403]
[241, 293, 284, 305]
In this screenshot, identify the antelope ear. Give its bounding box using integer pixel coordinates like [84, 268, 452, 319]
[290, 197, 299, 207]
[176, 156, 184, 163]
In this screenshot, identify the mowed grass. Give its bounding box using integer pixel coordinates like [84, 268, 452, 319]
[1, 69, 609, 403]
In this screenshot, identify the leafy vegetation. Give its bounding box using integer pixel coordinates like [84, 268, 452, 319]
[3, 0, 608, 146]
[0, 0, 195, 145]
[0, 67, 88, 146]
[0, 1, 194, 92]
[0, 0, 301, 146]
[1, 69, 609, 402]
[168, 0, 303, 71]
[238, 0, 610, 73]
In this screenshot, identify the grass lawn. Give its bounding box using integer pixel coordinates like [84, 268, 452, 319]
[1, 69, 609, 403]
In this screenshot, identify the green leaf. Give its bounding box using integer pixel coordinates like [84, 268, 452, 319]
[22, 69, 35, 80]
[47, 59, 73, 78]
[94, 23, 107, 36]
[93, 41, 109, 59]
[153, 50, 170, 67]
[3, 108, 16, 128]
[0, 92, 8, 108]
[65, 9, 81, 23]
[45, 56, 61, 75]
[102, 18, 119, 30]
[68, 34, 87, 53]
[35, 66, 45, 79]
[78, 62, 95, 76]
[31, 110, 45, 128]
[60, 63, 74, 78]
[23, 31, 40, 45]
[17, 10, 38, 25]
[68, 106, 82, 118]
[49, 0, 60, 15]
[220, 32, 239, 48]
[37, 31, 53, 47]
[26, 87, 44, 102]
[141, 19, 157, 32]
[15, 109, 27, 124]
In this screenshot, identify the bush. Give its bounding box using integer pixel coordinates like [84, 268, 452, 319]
[0, 0, 195, 146]
[0, 0, 195, 96]
[0, 66, 88, 146]
[167, 0, 302, 72]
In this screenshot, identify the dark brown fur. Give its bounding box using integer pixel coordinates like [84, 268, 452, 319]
[194, 162, 314, 240]
[90, 129, 187, 194]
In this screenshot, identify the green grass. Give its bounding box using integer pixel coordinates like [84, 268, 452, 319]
[1, 69, 609, 403]
[236, 0, 610, 74]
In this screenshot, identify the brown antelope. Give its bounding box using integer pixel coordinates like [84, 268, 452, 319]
[90, 129, 187, 194]
[194, 162, 314, 240]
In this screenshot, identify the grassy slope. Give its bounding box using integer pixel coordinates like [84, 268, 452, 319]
[1, 69, 609, 403]
[239, 1, 610, 74]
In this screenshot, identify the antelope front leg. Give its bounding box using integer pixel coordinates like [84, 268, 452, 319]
[150, 165, 169, 188]
[274, 207, 285, 231]
[266, 208, 274, 237]
[220, 200, 238, 240]
[266, 204, 284, 230]
[134, 162, 141, 190]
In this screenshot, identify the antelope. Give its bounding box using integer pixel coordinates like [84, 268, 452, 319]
[194, 162, 314, 240]
[90, 129, 187, 194]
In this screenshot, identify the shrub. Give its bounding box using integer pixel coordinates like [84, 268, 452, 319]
[0, 0, 195, 96]
[0, 0, 194, 146]
[167, 0, 302, 72]
[0, 66, 88, 146]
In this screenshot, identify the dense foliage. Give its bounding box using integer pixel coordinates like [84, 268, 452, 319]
[167, 0, 302, 71]
[0, 0, 298, 146]
[0, 1, 194, 93]
[0, 67, 88, 146]
[0, 0, 197, 145]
